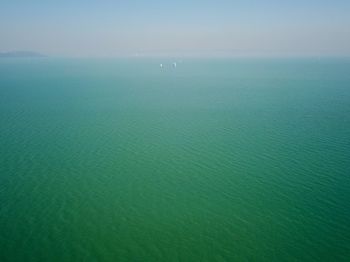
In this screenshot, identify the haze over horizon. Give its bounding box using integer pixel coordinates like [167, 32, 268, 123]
[1, 0, 350, 57]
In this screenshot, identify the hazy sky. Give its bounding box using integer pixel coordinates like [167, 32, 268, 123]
[1, 0, 350, 57]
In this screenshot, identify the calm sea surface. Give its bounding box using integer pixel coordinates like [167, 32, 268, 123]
[0, 58, 349, 261]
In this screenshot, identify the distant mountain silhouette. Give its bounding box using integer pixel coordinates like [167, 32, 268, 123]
[0, 51, 46, 58]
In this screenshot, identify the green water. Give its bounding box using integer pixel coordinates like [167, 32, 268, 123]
[0, 58, 349, 261]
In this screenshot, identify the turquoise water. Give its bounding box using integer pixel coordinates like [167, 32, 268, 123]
[0, 58, 350, 261]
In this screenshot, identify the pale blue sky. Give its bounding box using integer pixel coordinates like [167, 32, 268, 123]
[1, 0, 350, 56]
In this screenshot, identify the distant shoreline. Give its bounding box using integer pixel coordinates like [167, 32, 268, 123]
[0, 51, 46, 58]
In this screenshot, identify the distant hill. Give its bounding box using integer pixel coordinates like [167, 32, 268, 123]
[0, 51, 46, 58]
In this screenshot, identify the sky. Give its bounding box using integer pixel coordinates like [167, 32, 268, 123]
[1, 0, 350, 57]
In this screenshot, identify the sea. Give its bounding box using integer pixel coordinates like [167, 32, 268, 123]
[0, 57, 349, 261]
